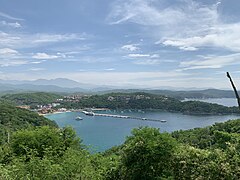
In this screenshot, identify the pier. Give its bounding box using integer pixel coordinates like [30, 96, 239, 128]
[81, 111, 167, 123]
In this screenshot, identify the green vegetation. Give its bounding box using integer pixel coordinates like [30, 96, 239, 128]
[1, 92, 62, 106]
[62, 92, 239, 115]
[0, 126, 104, 179]
[172, 119, 240, 149]
[1, 92, 240, 179]
[0, 102, 57, 145]
[2, 92, 238, 115]
[100, 88, 237, 99]
[0, 102, 239, 179]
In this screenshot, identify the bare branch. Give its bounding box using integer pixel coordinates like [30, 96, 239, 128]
[226, 72, 240, 110]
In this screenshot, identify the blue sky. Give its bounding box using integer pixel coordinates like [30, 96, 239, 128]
[0, 0, 240, 89]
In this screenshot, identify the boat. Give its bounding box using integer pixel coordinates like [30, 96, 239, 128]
[160, 119, 167, 122]
[82, 111, 95, 116]
[75, 116, 83, 120]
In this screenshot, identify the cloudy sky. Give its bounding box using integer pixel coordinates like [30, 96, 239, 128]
[0, 0, 240, 89]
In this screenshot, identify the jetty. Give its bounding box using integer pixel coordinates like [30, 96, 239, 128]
[81, 111, 167, 123]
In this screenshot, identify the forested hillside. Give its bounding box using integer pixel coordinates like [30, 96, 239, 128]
[61, 92, 239, 115]
[1, 92, 63, 106]
[99, 89, 237, 99]
[0, 102, 57, 145]
[172, 119, 240, 149]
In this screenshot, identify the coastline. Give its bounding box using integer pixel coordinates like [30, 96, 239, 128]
[40, 110, 71, 116]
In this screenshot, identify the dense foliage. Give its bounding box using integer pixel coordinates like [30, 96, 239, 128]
[0, 120, 239, 179]
[100, 88, 237, 99]
[61, 92, 239, 115]
[0, 102, 57, 145]
[172, 118, 240, 149]
[0, 126, 108, 179]
[1, 92, 62, 106]
[0, 98, 240, 179]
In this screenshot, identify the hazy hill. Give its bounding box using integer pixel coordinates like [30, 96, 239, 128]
[0, 83, 87, 93]
[0, 78, 237, 99]
[0, 78, 112, 91]
[1, 92, 63, 106]
[99, 89, 237, 99]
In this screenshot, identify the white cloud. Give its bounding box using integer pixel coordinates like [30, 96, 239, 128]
[0, 21, 21, 28]
[108, 0, 240, 52]
[0, 32, 88, 49]
[29, 68, 45, 71]
[162, 39, 198, 51]
[127, 53, 161, 59]
[0, 59, 28, 67]
[104, 68, 115, 71]
[31, 60, 46, 64]
[0, 11, 24, 21]
[134, 59, 161, 65]
[180, 53, 240, 70]
[33, 33, 86, 43]
[161, 23, 240, 52]
[128, 53, 150, 58]
[0, 48, 18, 55]
[0, 31, 21, 47]
[150, 54, 160, 58]
[32, 53, 59, 60]
[121, 44, 139, 51]
[107, 0, 186, 26]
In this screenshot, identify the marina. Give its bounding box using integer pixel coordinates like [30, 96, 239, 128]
[82, 111, 167, 123]
[46, 110, 240, 152]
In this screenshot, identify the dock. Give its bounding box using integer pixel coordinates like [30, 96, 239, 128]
[81, 111, 167, 123]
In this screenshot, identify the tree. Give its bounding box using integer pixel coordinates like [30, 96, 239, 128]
[115, 127, 177, 179]
[10, 126, 81, 159]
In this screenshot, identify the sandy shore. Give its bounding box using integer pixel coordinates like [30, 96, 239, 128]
[39, 110, 71, 116]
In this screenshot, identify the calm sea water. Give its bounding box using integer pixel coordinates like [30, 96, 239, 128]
[46, 107, 240, 152]
[183, 98, 237, 107]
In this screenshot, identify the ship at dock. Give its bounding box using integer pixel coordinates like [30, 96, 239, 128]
[82, 111, 95, 116]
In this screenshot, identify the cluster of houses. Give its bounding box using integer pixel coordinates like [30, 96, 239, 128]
[36, 103, 63, 114]
[107, 94, 151, 103]
[33, 95, 91, 114]
[61, 94, 91, 103]
[17, 103, 64, 114]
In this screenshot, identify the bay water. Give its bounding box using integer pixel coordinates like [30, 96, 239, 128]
[182, 98, 238, 107]
[46, 101, 240, 152]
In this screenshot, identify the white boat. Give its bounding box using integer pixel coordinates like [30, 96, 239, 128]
[82, 111, 95, 116]
[75, 116, 83, 120]
[160, 120, 167, 122]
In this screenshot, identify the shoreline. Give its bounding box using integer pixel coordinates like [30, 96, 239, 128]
[40, 110, 71, 116]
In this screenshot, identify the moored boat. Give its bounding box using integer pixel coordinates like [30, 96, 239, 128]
[76, 116, 83, 120]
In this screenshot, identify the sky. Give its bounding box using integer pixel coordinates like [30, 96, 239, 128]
[0, 0, 240, 89]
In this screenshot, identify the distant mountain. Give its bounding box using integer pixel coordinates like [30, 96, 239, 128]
[0, 78, 116, 92]
[31, 78, 83, 88]
[0, 79, 237, 98]
[0, 78, 96, 89]
[0, 83, 87, 94]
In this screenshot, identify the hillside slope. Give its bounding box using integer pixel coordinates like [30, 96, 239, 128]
[0, 102, 57, 144]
